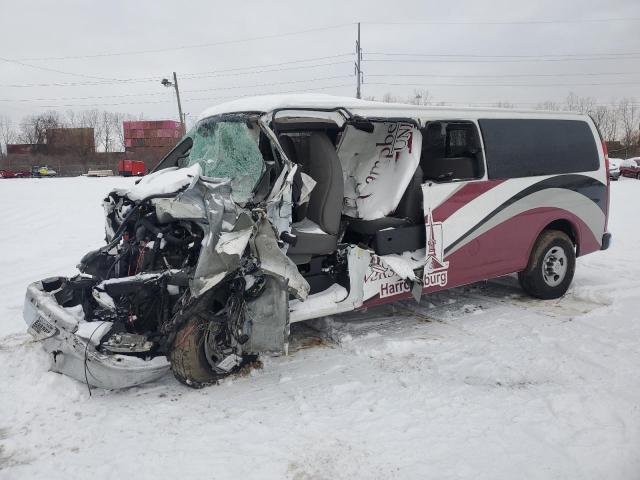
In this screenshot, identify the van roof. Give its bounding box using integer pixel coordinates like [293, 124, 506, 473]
[197, 93, 587, 122]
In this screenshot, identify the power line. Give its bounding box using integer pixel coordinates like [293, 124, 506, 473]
[367, 80, 640, 88]
[11, 23, 354, 61]
[181, 54, 353, 78]
[364, 56, 640, 64]
[28, 83, 354, 109]
[179, 61, 353, 80]
[399, 99, 640, 106]
[185, 83, 354, 104]
[0, 56, 122, 81]
[4, 96, 637, 123]
[0, 91, 174, 103]
[7, 16, 636, 64]
[0, 56, 354, 88]
[367, 71, 640, 79]
[183, 75, 353, 93]
[9, 68, 637, 104]
[0, 75, 354, 103]
[363, 17, 640, 25]
[366, 51, 640, 59]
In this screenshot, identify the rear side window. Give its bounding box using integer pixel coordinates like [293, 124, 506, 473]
[479, 119, 599, 179]
[420, 121, 484, 182]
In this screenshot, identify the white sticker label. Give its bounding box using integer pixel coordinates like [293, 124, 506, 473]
[216, 354, 240, 372]
[28, 317, 57, 340]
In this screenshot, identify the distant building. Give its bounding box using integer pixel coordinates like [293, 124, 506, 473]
[7, 144, 37, 155]
[46, 127, 95, 155]
[2, 121, 183, 176]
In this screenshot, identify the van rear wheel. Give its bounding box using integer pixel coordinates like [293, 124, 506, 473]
[518, 230, 575, 300]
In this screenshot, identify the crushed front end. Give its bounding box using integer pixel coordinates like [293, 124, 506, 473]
[23, 113, 308, 389]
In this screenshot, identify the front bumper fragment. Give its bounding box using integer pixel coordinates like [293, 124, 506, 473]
[24, 280, 170, 389]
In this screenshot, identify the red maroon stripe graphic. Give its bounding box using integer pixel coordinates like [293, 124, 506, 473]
[360, 205, 600, 309]
[432, 180, 504, 222]
[444, 175, 606, 256]
[439, 206, 600, 291]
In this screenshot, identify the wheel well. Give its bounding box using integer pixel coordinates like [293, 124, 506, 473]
[543, 219, 579, 254]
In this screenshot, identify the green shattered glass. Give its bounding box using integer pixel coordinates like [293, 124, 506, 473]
[186, 119, 264, 203]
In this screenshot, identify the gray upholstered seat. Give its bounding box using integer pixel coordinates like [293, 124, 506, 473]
[286, 133, 344, 262]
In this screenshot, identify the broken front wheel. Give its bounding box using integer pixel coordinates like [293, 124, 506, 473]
[168, 275, 289, 388]
[169, 311, 248, 388]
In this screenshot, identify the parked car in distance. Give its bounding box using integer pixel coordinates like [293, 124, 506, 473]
[608, 157, 623, 180]
[620, 157, 640, 179]
[0, 169, 29, 178]
[31, 166, 57, 177]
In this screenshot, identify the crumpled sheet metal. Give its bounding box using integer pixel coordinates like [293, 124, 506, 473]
[189, 183, 243, 297]
[251, 214, 310, 301]
[42, 332, 170, 390]
[152, 187, 208, 223]
[158, 168, 308, 301]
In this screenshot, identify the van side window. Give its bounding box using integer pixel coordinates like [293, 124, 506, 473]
[420, 121, 484, 182]
[479, 118, 599, 179]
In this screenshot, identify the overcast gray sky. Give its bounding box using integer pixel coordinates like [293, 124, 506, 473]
[1, 0, 639, 126]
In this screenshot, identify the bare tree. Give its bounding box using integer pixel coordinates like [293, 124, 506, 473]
[407, 89, 433, 106]
[618, 98, 639, 151]
[382, 92, 399, 103]
[100, 111, 115, 152]
[19, 111, 62, 145]
[588, 105, 610, 139]
[80, 109, 103, 150]
[110, 111, 134, 152]
[0, 116, 16, 157]
[492, 101, 515, 109]
[536, 101, 561, 111]
[565, 92, 597, 115]
[65, 110, 78, 128]
[598, 105, 619, 142]
[64, 109, 132, 151]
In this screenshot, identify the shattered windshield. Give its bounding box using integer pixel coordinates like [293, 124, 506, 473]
[185, 115, 265, 203]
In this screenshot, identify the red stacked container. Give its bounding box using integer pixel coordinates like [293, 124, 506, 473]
[123, 120, 183, 171]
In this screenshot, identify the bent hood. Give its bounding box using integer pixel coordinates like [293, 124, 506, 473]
[107, 164, 309, 300]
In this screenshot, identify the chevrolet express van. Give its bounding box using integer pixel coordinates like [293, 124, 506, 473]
[23, 94, 611, 389]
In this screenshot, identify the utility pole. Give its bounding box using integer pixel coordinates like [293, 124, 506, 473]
[355, 22, 362, 99]
[161, 73, 185, 134]
[172, 72, 185, 134]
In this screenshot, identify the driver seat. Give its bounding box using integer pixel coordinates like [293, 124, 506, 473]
[286, 133, 344, 264]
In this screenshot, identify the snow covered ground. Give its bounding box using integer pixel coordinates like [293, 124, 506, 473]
[1, 177, 639, 479]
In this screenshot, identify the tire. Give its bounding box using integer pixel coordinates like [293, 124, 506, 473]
[518, 230, 576, 300]
[169, 313, 226, 388]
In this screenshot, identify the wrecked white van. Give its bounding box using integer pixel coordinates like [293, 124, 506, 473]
[23, 94, 611, 389]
